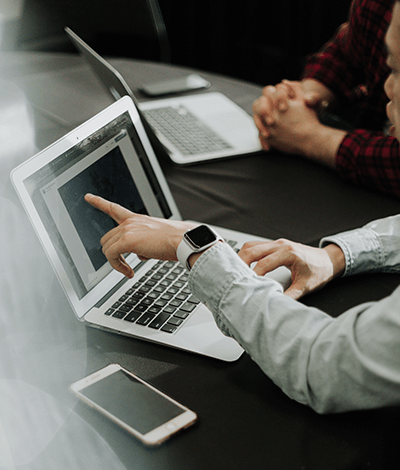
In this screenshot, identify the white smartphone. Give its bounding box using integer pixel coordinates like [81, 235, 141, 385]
[69, 364, 197, 446]
[139, 74, 211, 96]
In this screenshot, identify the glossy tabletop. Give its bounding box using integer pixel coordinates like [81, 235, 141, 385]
[1, 52, 400, 470]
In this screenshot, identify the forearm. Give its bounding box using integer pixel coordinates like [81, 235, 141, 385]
[336, 130, 400, 198]
[190, 243, 400, 413]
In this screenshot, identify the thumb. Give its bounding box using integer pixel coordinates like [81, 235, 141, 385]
[283, 275, 308, 300]
[304, 91, 322, 108]
[283, 282, 305, 300]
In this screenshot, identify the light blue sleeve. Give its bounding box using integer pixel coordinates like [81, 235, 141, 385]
[320, 214, 400, 276]
[189, 242, 400, 414]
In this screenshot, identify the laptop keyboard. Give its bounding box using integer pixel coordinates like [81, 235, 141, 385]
[105, 260, 200, 334]
[143, 105, 233, 156]
[105, 239, 238, 334]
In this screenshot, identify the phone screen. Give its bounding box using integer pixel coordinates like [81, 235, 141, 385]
[80, 369, 184, 434]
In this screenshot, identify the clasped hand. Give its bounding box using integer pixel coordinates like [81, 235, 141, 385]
[252, 80, 326, 155]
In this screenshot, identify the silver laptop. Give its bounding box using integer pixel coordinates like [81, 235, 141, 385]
[11, 97, 290, 362]
[65, 27, 261, 166]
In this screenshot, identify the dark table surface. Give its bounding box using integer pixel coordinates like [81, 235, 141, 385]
[1, 52, 400, 470]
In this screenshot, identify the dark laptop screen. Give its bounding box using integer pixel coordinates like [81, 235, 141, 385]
[23, 111, 172, 300]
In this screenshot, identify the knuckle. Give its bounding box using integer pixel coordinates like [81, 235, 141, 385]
[241, 241, 254, 251]
[275, 238, 296, 254]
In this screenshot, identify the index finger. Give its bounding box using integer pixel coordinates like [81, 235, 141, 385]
[85, 193, 134, 224]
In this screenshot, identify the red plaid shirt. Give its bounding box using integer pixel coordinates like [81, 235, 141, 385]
[303, 0, 400, 198]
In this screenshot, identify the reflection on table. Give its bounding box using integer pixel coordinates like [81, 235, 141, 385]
[1, 52, 400, 470]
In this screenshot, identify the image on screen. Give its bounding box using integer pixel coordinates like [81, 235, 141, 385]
[58, 145, 146, 271]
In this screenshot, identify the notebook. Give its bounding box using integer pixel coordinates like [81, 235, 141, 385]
[11, 97, 290, 362]
[65, 27, 261, 166]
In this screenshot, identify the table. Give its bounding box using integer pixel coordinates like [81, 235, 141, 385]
[1, 52, 400, 470]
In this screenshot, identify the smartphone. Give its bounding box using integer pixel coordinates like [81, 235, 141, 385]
[139, 74, 211, 96]
[69, 364, 197, 446]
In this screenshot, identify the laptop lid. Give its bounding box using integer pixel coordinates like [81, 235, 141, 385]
[65, 27, 261, 166]
[11, 96, 181, 320]
[64, 27, 170, 162]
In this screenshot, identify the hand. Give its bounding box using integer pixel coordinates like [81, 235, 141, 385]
[252, 79, 335, 151]
[253, 81, 297, 151]
[238, 239, 345, 300]
[85, 194, 194, 278]
[257, 86, 324, 156]
[254, 83, 346, 166]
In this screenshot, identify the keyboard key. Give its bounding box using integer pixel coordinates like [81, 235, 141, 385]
[131, 292, 146, 300]
[118, 304, 132, 313]
[161, 324, 178, 334]
[168, 317, 184, 326]
[167, 287, 179, 295]
[124, 310, 142, 323]
[161, 293, 174, 301]
[135, 303, 149, 313]
[125, 298, 140, 307]
[148, 305, 163, 315]
[173, 310, 190, 320]
[179, 302, 197, 313]
[176, 293, 189, 302]
[112, 310, 128, 319]
[163, 305, 177, 315]
[136, 312, 156, 326]
[149, 313, 170, 329]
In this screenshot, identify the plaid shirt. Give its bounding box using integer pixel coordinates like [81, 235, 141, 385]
[303, 0, 400, 198]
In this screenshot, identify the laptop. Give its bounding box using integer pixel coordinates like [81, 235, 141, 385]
[11, 97, 290, 362]
[65, 27, 262, 166]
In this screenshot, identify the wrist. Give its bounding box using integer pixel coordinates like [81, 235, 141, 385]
[169, 221, 197, 260]
[303, 124, 347, 168]
[187, 240, 225, 269]
[323, 244, 346, 279]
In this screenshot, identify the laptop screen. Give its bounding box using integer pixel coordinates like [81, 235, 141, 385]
[23, 111, 172, 301]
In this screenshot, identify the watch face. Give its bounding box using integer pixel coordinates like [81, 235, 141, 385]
[185, 225, 217, 249]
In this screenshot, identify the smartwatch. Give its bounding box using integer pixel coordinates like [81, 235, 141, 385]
[177, 225, 223, 270]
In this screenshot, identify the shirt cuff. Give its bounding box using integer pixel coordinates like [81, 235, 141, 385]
[320, 228, 383, 277]
[188, 242, 249, 336]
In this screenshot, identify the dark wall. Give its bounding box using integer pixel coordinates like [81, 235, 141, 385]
[10, 0, 352, 86]
[158, 0, 352, 85]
